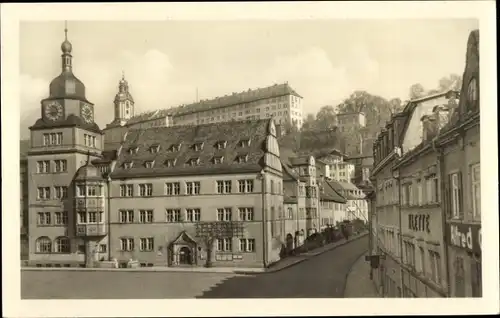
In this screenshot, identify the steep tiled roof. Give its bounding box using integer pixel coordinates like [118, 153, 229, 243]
[282, 163, 299, 181]
[126, 83, 301, 124]
[110, 119, 272, 179]
[283, 182, 298, 204]
[20, 139, 30, 161]
[327, 179, 358, 200]
[321, 180, 347, 203]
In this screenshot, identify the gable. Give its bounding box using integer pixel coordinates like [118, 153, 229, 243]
[401, 95, 450, 154]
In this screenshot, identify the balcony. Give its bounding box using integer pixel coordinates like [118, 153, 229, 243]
[76, 223, 107, 237]
[75, 197, 105, 211]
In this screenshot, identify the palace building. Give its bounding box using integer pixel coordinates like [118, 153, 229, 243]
[370, 29, 480, 298]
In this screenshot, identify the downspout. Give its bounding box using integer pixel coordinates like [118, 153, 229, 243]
[396, 167, 404, 298]
[261, 172, 268, 267]
[106, 174, 111, 261]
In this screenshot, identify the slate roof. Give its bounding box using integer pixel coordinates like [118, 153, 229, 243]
[320, 180, 347, 203]
[327, 179, 360, 200]
[29, 114, 103, 134]
[110, 119, 272, 179]
[126, 82, 301, 124]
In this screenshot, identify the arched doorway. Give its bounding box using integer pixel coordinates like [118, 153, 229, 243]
[286, 233, 294, 252]
[179, 246, 192, 265]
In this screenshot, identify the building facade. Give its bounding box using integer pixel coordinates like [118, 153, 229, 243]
[370, 29, 480, 298]
[103, 80, 305, 147]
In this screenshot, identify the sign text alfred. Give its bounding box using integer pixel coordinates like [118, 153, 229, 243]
[447, 223, 481, 255]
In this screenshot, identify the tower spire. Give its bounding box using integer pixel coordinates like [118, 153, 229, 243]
[64, 20, 68, 40]
[60, 21, 73, 72]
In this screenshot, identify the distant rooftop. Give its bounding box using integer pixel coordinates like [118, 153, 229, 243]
[126, 82, 302, 125]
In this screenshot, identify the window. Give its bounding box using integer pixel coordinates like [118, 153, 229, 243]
[150, 145, 160, 153]
[217, 238, 232, 251]
[165, 159, 177, 167]
[144, 161, 155, 168]
[187, 157, 200, 166]
[37, 212, 51, 225]
[37, 187, 51, 200]
[236, 154, 248, 163]
[217, 208, 232, 221]
[288, 207, 293, 219]
[239, 139, 251, 147]
[408, 184, 414, 206]
[139, 183, 153, 197]
[466, 77, 479, 111]
[215, 141, 227, 150]
[186, 208, 201, 222]
[139, 238, 154, 251]
[43, 132, 63, 146]
[454, 256, 466, 297]
[120, 238, 134, 251]
[36, 237, 52, 253]
[186, 181, 201, 195]
[213, 156, 224, 164]
[78, 211, 87, 223]
[54, 186, 68, 199]
[54, 160, 67, 173]
[119, 210, 134, 223]
[165, 182, 181, 195]
[84, 134, 96, 148]
[54, 211, 68, 225]
[86, 185, 97, 196]
[217, 180, 232, 194]
[238, 179, 254, 193]
[98, 244, 107, 253]
[139, 210, 153, 223]
[471, 163, 480, 220]
[37, 161, 50, 173]
[166, 209, 181, 222]
[54, 237, 70, 253]
[425, 174, 439, 204]
[128, 147, 139, 154]
[238, 207, 254, 221]
[471, 256, 482, 297]
[120, 184, 134, 197]
[169, 144, 181, 152]
[123, 161, 136, 170]
[239, 238, 255, 252]
[429, 250, 442, 284]
[417, 179, 423, 206]
[450, 172, 462, 218]
[88, 212, 97, 223]
[193, 142, 204, 151]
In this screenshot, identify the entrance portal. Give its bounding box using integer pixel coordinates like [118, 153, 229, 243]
[179, 246, 192, 265]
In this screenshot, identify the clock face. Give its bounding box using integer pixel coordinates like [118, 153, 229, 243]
[81, 104, 94, 123]
[44, 102, 63, 121]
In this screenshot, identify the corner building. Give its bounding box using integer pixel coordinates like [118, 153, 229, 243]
[106, 119, 284, 268]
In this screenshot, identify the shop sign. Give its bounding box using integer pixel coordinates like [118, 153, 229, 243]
[408, 214, 430, 233]
[447, 223, 481, 254]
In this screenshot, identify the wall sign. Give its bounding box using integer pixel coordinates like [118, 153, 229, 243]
[408, 214, 430, 233]
[447, 223, 481, 255]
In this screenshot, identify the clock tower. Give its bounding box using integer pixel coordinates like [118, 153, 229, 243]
[26, 23, 108, 267]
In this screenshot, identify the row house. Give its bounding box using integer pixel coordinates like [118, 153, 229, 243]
[370, 29, 481, 298]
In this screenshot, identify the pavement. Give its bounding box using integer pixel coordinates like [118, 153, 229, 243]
[343, 252, 380, 298]
[21, 234, 369, 299]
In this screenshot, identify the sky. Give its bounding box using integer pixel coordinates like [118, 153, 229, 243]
[19, 19, 478, 139]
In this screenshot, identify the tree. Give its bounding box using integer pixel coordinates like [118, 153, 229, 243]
[409, 83, 425, 99]
[315, 105, 337, 130]
[438, 74, 462, 92]
[301, 113, 316, 131]
[388, 98, 404, 115]
[195, 221, 244, 267]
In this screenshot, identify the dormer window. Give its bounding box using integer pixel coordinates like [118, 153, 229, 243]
[236, 154, 249, 163]
[165, 158, 177, 167]
[123, 161, 133, 169]
[239, 139, 251, 147]
[150, 144, 160, 153]
[128, 146, 139, 155]
[187, 157, 200, 166]
[145, 160, 155, 168]
[193, 142, 204, 151]
[213, 156, 224, 164]
[169, 144, 181, 152]
[215, 141, 227, 150]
